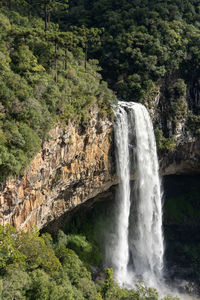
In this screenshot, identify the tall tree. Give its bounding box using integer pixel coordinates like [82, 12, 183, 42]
[39, 0, 68, 32]
[70, 25, 103, 70]
[0, 0, 27, 10]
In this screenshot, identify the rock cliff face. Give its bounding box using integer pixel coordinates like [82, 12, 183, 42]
[160, 140, 200, 175]
[147, 81, 200, 175]
[0, 95, 200, 231]
[0, 110, 116, 231]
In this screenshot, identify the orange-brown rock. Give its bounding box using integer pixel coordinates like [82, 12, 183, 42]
[1, 103, 199, 232]
[0, 111, 116, 231]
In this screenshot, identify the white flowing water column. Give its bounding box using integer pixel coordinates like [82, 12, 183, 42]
[111, 105, 131, 284]
[109, 101, 164, 288]
[129, 103, 164, 285]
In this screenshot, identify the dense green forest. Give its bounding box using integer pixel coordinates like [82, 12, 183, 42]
[65, 0, 200, 148]
[0, 0, 116, 181]
[65, 0, 200, 102]
[1, 0, 200, 179]
[0, 225, 179, 300]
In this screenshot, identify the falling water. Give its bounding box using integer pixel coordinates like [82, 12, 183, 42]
[110, 105, 131, 284]
[109, 101, 164, 287]
[129, 102, 164, 285]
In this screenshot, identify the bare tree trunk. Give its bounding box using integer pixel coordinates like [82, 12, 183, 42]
[48, 10, 50, 23]
[8, 0, 12, 10]
[85, 44, 87, 71]
[44, 4, 48, 32]
[65, 48, 67, 70]
[55, 40, 58, 82]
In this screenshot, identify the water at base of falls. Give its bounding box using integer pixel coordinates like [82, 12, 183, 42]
[106, 101, 164, 288]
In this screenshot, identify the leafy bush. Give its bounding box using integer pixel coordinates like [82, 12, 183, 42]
[154, 129, 176, 152]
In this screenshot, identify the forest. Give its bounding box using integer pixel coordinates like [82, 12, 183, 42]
[66, 0, 200, 101]
[66, 0, 200, 150]
[0, 0, 116, 181]
[0, 224, 180, 299]
[1, 0, 200, 181]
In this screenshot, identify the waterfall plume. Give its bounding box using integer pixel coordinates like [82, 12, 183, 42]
[107, 101, 164, 288]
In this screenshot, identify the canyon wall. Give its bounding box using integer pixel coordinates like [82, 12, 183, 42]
[0, 110, 116, 231]
[160, 140, 200, 175]
[0, 96, 200, 231]
[148, 81, 200, 175]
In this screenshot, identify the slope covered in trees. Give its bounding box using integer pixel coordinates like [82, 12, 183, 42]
[0, 225, 180, 300]
[1, 0, 200, 177]
[63, 0, 200, 150]
[0, 1, 116, 181]
[65, 0, 200, 101]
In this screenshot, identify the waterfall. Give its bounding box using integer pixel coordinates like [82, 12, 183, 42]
[110, 105, 131, 284]
[109, 101, 164, 287]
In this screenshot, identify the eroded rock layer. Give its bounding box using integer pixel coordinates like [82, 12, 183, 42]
[0, 103, 200, 232]
[160, 141, 200, 175]
[0, 112, 116, 231]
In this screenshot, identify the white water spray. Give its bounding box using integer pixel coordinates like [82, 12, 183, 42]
[109, 101, 164, 287]
[110, 105, 131, 284]
[130, 102, 164, 285]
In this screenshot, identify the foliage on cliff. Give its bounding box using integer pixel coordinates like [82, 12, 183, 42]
[64, 0, 200, 147]
[0, 2, 116, 181]
[0, 225, 179, 300]
[65, 0, 200, 101]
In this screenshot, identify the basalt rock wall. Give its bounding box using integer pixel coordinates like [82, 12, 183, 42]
[0, 111, 116, 231]
[160, 140, 200, 175]
[0, 100, 200, 231]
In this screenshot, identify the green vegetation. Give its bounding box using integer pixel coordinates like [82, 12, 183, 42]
[64, 0, 200, 148]
[0, 1, 200, 298]
[0, 2, 116, 181]
[165, 194, 200, 226]
[0, 224, 179, 300]
[1, 0, 200, 175]
[187, 111, 200, 136]
[154, 129, 176, 152]
[65, 0, 200, 103]
[63, 198, 115, 267]
[183, 243, 200, 279]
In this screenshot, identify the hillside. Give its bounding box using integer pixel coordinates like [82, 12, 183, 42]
[0, 0, 116, 181]
[65, 0, 200, 150]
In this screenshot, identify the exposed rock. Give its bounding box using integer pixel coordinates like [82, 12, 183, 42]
[160, 140, 200, 175]
[148, 80, 200, 175]
[0, 98, 200, 231]
[0, 110, 116, 231]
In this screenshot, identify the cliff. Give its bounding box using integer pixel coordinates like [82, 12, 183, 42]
[160, 140, 200, 175]
[0, 110, 116, 231]
[148, 80, 200, 175]
[0, 96, 200, 231]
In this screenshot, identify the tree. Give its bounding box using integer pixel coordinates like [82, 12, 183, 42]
[0, 225, 26, 272]
[1, 266, 30, 300]
[0, 0, 27, 10]
[17, 230, 61, 274]
[69, 25, 103, 70]
[36, 0, 68, 32]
